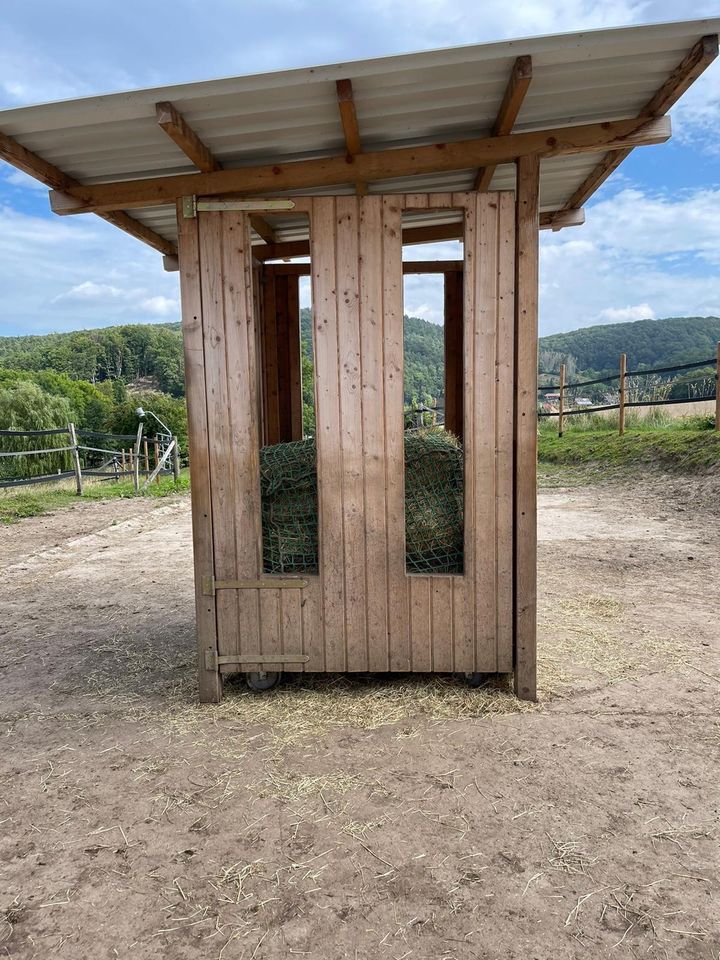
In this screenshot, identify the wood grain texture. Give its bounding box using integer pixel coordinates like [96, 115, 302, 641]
[176, 202, 222, 701]
[184, 191, 519, 693]
[514, 159, 539, 701]
[51, 117, 671, 214]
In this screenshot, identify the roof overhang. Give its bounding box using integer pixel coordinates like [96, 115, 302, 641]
[0, 18, 717, 262]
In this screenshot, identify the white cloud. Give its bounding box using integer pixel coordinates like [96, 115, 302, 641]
[53, 281, 126, 302]
[540, 186, 720, 333]
[0, 205, 179, 334]
[141, 295, 179, 316]
[596, 303, 656, 323]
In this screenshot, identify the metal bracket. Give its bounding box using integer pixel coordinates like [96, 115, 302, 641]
[202, 575, 308, 596]
[196, 199, 296, 212]
[204, 648, 309, 670]
[182, 196, 295, 218]
[182, 195, 197, 219]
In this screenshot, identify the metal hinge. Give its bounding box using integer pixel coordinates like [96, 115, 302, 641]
[204, 648, 310, 670]
[202, 575, 308, 596]
[182, 196, 296, 218]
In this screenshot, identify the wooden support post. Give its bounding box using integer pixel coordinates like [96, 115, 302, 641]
[715, 342, 720, 431]
[67, 423, 83, 496]
[558, 363, 566, 438]
[443, 269, 464, 440]
[513, 154, 539, 702]
[153, 439, 161, 483]
[172, 436, 181, 481]
[619, 353, 627, 436]
[121, 448, 127, 473]
[143, 438, 150, 473]
[133, 422, 143, 493]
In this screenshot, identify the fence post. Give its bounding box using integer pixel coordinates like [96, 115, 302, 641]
[67, 423, 83, 496]
[121, 448, 127, 473]
[716, 341, 719, 431]
[153, 439, 161, 484]
[172, 436, 181, 482]
[143, 438, 150, 474]
[558, 363, 566, 438]
[133, 422, 143, 493]
[619, 353, 627, 436]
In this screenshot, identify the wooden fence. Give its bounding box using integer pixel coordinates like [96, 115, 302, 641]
[0, 423, 180, 493]
[538, 343, 720, 436]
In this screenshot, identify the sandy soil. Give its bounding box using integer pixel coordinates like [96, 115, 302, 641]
[1, 477, 718, 959]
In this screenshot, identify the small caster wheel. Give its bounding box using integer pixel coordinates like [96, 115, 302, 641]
[246, 671, 280, 692]
[466, 672, 488, 688]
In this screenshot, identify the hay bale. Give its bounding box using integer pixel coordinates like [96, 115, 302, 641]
[260, 428, 463, 575]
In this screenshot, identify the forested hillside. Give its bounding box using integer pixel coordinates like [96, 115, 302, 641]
[540, 316, 720, 374]
[0, 323, 185, 396]
[1, 314, 718, 429]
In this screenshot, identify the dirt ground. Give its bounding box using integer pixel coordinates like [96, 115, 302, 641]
[1, 474, 718, 960]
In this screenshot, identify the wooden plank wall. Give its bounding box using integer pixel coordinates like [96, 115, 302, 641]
[181, 192, 517, 689]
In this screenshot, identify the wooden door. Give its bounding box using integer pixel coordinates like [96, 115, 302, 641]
[178, 193, 515, 701]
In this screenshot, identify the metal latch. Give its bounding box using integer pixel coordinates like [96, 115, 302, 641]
[204, 648, 310, 670]
[202, 575, 308, 596]
[182, 196, 296, 218]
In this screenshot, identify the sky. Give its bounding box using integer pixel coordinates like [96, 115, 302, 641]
[1, 0, 720, 338]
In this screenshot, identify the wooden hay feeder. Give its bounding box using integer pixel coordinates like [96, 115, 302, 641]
[0, 20, 715, 701]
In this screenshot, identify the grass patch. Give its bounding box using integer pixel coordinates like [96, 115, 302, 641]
[0, 471, 190, 523]
[539, 429, 720, 473]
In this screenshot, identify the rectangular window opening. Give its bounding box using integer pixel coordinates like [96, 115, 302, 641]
[258, 214, 318, 574]
[402, 217, 465, 575]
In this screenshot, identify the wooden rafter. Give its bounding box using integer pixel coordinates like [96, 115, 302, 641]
[563, 34, 718, 211]
[336, 78, 367, 196]
[0, 128, 175, 256]
[156, 100, 277, 244]
[475, 55, 532, 191]
[50, 116, 670, 216]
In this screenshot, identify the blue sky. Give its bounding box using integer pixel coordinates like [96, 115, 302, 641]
[2, 0, 720, 337]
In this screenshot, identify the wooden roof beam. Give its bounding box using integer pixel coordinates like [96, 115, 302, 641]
[156, 101, 220, 173]
[49, 115, 671, 216]
[0, 128, 176, 256]
[564, 34, 718, 210]
[336, 78, 367, 196]
[156, 99, 277, 243]
[475, 55, 532, 191]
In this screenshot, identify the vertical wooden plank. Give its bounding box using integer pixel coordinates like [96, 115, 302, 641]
[336, 196, 367, 671]
[275, 274, 293, 442]
[311, 197, 346, 671]
[444, 270, 464, 441]
[262, 270, 280, 445]
[281, 590, 303, 671]
[514, 156, 539, 702]
[382, 196, 410, 671]
[473, 193, 499, 673]
[496, 192, 516, 673]
[177, 201, 222, 702]
[409, 577, 431, 672]
[221, 212, 263, 666]
[197, 212, 242, 670]
[357, 196, 388, 672]
[452, 193, 476, 674]
[618, 353, 626, 436]
[431, 579, 454, 672]
[287, 275, 304, 440]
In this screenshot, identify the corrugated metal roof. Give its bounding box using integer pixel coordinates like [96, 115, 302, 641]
[0, 18, 717, 250]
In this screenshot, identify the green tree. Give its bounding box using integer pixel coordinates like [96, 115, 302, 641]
[0, 381, 73, 480]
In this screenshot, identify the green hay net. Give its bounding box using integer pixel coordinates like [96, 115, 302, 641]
[260, 429, 463, 575]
